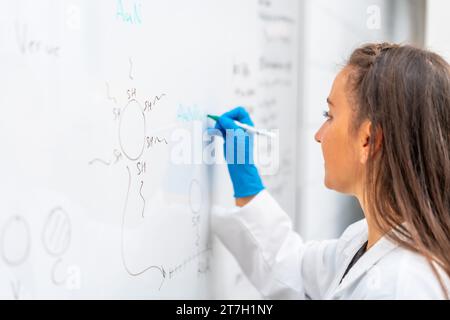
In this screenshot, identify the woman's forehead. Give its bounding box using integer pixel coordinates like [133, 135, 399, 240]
[329, 68, 353, 106]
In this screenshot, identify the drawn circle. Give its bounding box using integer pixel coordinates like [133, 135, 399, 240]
[1, 215, 31, 266]
[189, 179, 202, 214]
[119, 99, 146, 161]
[42, 207, 71, 257]
[51, 258, 67, 286]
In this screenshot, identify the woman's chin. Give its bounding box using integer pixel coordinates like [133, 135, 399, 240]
[324, 175, 341, 192]
[324, 176, 354, 195]
[323, 175, 333, 190]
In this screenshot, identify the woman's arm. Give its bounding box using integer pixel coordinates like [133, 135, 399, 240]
[213, 190, 306, 299]
[212, 190, 342, 299]
[211, 107, 341, 299]
[235, 196, 256, 207]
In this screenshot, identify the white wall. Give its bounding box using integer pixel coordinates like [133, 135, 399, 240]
[426, 0, 450, 60]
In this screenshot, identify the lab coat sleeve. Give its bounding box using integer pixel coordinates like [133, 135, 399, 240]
[211, 190, 340, 299]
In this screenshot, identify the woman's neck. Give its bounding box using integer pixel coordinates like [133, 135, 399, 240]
[355, 191, 384, 250]
[366, 216, 384, 250]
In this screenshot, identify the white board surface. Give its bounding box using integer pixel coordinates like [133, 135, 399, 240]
[0, 0, 299, 299]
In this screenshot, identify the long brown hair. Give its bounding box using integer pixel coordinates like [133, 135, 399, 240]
[347, 43, 450, 295]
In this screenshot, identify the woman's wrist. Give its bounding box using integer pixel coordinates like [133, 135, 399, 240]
[235, 195, 256, 207]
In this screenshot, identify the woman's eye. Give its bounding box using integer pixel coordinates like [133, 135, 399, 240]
[323, 110, 332, 120]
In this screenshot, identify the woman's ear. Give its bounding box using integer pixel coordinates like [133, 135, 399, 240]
[359, 121, 383, 164]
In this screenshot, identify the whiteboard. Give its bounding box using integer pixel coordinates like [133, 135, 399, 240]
[0, 0, 299, 299]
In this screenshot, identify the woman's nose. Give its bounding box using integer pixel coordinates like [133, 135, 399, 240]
[314, 129, 322, 143]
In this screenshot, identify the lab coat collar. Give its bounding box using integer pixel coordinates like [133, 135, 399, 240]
[330, 226, 399, 298]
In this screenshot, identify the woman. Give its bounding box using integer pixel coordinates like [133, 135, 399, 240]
[211, 43, 450, 299]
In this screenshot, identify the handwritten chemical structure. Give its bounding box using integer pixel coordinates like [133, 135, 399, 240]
[90, 58, 170, 289]
[89, 57, 211, 290]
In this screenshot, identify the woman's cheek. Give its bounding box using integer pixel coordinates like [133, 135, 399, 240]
[321, 125, 333, 163]
[321, 127, 339, 187]
[321, 139, 334, 181]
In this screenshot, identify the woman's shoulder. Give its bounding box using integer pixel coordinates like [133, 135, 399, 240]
[374, 245, 450, 299]
[338, 220, 450, 299]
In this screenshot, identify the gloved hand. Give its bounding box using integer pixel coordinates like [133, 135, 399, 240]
[211, 107, 265, 198]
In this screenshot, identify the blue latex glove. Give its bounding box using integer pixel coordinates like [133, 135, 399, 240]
[212, 107, 265, 198]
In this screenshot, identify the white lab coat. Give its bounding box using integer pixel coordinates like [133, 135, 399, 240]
[212, 190, 450, 299]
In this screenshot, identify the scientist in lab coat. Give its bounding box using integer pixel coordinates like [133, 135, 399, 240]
[210, 43, 450, 299]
